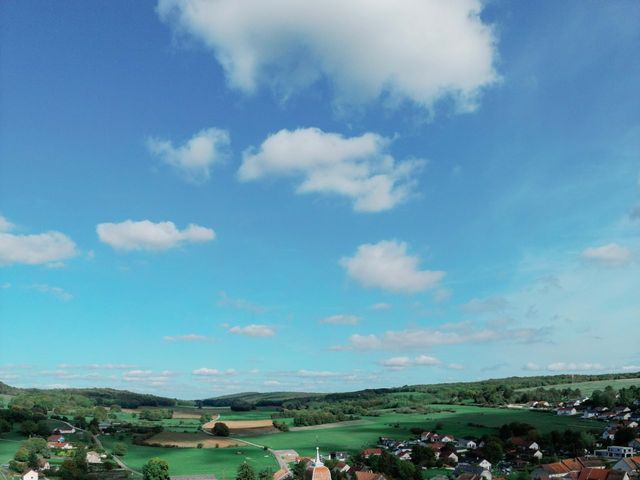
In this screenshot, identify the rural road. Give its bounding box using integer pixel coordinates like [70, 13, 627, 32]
[58, 419, 142, 476]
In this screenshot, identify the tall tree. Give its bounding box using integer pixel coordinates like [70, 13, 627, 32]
[142, 457, 170, 480]
[237, 462, 257, 480]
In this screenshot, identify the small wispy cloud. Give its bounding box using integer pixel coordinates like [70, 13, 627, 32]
[581, 243, 632, 267]
[163, 334, 210, 342]
[379, 354, 441, 369]
[319, 314, 360, 325]
[217, 291, 268, 314]
[30, 284, 73, 301]
[227, 324, 275, 337]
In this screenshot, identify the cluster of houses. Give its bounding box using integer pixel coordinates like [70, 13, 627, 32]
[18, 426, 106, 480]
[377, 430, 545, 471]
[531, 455, 640, 480]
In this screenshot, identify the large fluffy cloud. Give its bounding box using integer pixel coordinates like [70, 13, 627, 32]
[96, 219, 215, 251]
[157, 0, 498, 112]
[0, 216, 78, 266]
[239, 128, 424, 212]
[340, 240, 444, 293]
[147, 127, 230, 182]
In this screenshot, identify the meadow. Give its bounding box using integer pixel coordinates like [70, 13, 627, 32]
[516, 378, 640, 396]
[0, 431, 23, 465]
[101, 436, 278, 478]
[240, 405, 603, 456]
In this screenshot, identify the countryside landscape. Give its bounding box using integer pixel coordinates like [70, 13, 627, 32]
[2, 1, 639, 480]
[2, 373, 640, 480]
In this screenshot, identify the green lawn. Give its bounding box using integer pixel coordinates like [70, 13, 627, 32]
[0, 431, 24, 464]
[101, 435, 278, 477]
[516, 378, 640, 396]
[241, 405, 602, 457]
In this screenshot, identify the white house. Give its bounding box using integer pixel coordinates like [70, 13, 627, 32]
[478, 460, 492, 471]
[532, 450, 543, 460]
[557, 407, 577, 416]
[86, 451, 102, 464]
[22, 470, 38, 480]
[458, 439, 478, 450]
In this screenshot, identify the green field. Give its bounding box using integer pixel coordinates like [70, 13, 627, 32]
[241, 405, 603, 457]
[0, 431, 25, 465]
[101, 436, 278, 478]
[516, 378, 640, 396]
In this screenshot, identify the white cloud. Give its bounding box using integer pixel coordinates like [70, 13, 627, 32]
[581, 243, 632, 266]
[447, 363, 464, 370]
[157, 0, 498, 113]
[290, 370, 342, 378]
[227, 324, 275, 337]
[380, 356, 412, 368]
[320, 314, 360, 326]
[0, 218, 78, 266]
[29, 284, 73, 301]
[97, 219, 215, 251]
[380, 354, 441, 369]
[239, 128, 424, 212]
[192, 367, 236, 376]
[622, 365, 640, 371]
[163, 334, 209, 342]
[0, 215, 15, 232]
[147, 127, 230, 182]
[370, 302, 391, 311]
[341, 240, 444, 293]
[334, 325, 549, 351]
[122, 369, 176, 387]
[523, 362, 605, 372]
[546, 362, 605, 372]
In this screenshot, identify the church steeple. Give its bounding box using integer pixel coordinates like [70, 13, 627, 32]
[305, 447, 330, 480]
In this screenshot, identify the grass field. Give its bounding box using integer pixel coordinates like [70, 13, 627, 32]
[240, 405, 603, 457]
[516, 378, 640, 396]
[101, 436, 278, 478]
[0, 431, 24, 464]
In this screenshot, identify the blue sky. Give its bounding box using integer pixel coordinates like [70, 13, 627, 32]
[1, 0, 639, 399]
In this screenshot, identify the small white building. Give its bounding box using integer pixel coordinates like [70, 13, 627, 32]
[22, 470, 39, 480]
[458, 439, 477, 450]
[86, 451, 102, 464]
[478, 459, 492, 471]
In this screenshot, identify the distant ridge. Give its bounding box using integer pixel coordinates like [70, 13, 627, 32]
[2, 370, 639, 406]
